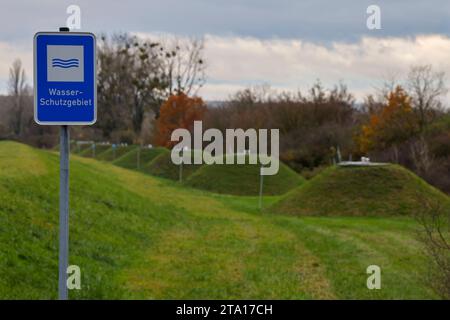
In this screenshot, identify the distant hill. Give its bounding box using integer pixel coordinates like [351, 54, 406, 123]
[205, 100, 226, 108]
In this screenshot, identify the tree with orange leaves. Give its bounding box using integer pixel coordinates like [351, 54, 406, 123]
[154, 93, 206, 147]
[357, 86, 419, 153]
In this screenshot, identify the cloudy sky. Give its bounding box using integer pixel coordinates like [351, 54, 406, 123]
[1, 0, 450, 101]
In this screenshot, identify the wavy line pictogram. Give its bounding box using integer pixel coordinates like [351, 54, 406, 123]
[51, 58, 79, 68]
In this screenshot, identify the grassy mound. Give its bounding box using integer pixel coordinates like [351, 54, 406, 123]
[96, 145, 136, 162]
[55, 142, 79, 153]
[142, 150, 202, 181]
[78, 144, 111, 158]
[185, 156, 304, 195]
[112, 147, 167, 170]
[69, 143, 91, 154]
[271, 164, 449, 216]
[0, 141, 441, 299]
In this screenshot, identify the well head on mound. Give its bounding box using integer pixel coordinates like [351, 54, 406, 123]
[271, 164, 449, 216]
[184, 155, 304, 196]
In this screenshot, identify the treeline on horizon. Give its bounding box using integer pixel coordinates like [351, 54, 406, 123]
[1, 33, 450, 194]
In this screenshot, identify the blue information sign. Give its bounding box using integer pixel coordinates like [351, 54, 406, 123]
[34, 32, 96, 125]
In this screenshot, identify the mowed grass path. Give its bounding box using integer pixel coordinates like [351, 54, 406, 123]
[0, 142, 438, 299]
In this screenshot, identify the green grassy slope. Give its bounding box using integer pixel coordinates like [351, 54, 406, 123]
[78, 144, 111, 158]
[272, 165, 449, 216]
[112, 147, 167, 170]
[142, 150, 202, 181]
[54, 141, 77, 153]
[185, 158, 304, 195]
[96, 145, 136, 162]
[70, 143, 91, 155]
[0, 141, 441, 299]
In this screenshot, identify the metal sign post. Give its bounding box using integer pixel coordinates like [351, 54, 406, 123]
[34, 27, 96, 300]
[59, 124, 69, 299]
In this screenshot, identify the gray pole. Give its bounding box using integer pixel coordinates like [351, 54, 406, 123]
[59, 125, 69, 300]
[259, 166, 264, 210]
[58, 26, 70, 301]
[92, 142, 96, 158]
[179, 162, 183, 183]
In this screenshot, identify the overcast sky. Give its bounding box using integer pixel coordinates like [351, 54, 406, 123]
[1, 0, 450, 100]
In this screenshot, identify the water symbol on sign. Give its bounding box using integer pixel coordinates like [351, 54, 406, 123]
[52, 58, 79, 68]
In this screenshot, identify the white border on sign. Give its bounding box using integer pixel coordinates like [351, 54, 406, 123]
[33, 31, 97, 125]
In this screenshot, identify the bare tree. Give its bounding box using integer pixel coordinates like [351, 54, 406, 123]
[416, 196, 450, 299]
[163, 38, 206, 96]
[374, 71, 401, 101]
[96, 33, 167, 142]
[410, 136, 433, 176]
[96, 34, 207, 143]
[407, 65, 447, 131]
[8, 59, 30, 137]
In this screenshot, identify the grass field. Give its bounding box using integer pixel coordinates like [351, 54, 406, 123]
[142, 150, 202, 181]
[136, 151, 304, 196]
[185, 156, 304, 195]
[0, 141, 442, 299]
[96, 145, 137, 162]
[69, 142, 91, 155]
[78, 144, 111, 159]
[112, 147, 167, 170]
[272, 165, 450, 216]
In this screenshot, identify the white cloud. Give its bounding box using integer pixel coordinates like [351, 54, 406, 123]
[201, 34, 450, 100]
[1, 33, 450, 102]
[0, 40, 32, 93]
